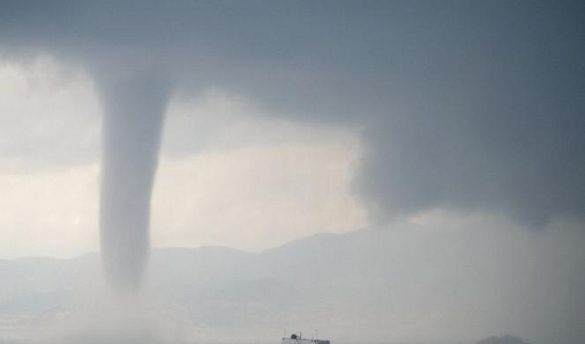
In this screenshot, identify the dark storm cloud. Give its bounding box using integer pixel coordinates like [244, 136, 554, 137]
[1, 0, 584, 225]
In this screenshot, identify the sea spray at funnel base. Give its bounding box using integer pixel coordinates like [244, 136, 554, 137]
[97, 69, 171, 293]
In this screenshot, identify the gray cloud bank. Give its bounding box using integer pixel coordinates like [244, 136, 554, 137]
[1, 1, 584, 225]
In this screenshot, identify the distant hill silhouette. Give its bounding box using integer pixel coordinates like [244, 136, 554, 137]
[477, 335, 529, 344]
[0, 228, 583, 344]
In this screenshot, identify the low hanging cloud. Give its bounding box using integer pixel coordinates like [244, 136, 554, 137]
[1, 1, 584, 226]
[0, 57, 100, 170]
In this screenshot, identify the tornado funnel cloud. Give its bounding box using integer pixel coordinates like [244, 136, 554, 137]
[97, 70, 170, 293]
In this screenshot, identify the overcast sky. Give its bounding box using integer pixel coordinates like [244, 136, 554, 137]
[1, 0, 583, 257]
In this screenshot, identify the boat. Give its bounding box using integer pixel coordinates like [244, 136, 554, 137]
[282, 332, 330, 344]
